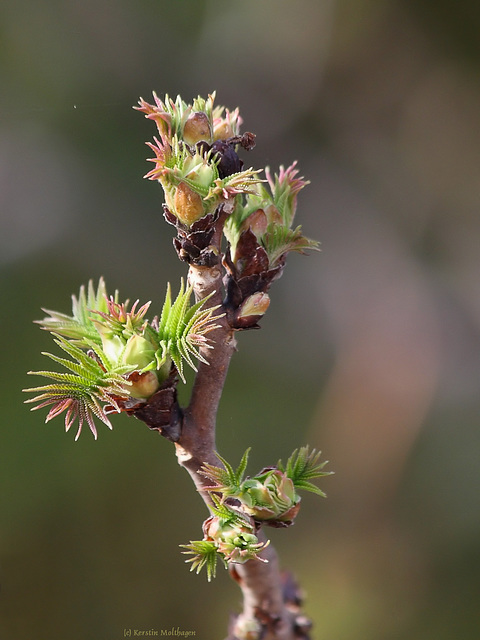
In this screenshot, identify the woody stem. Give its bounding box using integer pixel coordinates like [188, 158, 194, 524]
[173, 262, 299, 640]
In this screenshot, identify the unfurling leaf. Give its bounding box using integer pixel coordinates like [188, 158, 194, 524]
[180, 540, 219, 582]
[25, 278, 222, 438]
[278, 446, 333, 497]
[24, 335, 132, 440]
[201, 446, 332, 525]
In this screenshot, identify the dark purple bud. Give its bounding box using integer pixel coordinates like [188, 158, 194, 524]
[210, 139, 244, 178]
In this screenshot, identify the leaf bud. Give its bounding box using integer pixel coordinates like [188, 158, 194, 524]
[264, 203, 283, 226]
[122, 334, 156, 370]
[125, 370, 160, 399]
[241, 469, 300, 523]
[187, 159, 216, 192]
[173, 182, 205, 226]
[213, 120, 234, 141]
[237, 293, 270, 322]
[100, 333, 125, 364]
[241, 208, 268, 239]
[183, 111, 212, 146]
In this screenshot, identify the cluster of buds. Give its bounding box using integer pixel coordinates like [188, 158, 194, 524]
[25, 91, 329, 629]
[181, 447, 331, 581]
[235, 468, 301, 526]
[24, 278, 221, 440]
[135, 92, 261, 267]
[201, 446, 331, 528]
[24, 93, 319, 434]
[136, 93, 318, 327]
[181, 497, 269, 582]
[136, 92, 242, 148]
[203, 506, 268, 564]
[223, 162, 319, 328]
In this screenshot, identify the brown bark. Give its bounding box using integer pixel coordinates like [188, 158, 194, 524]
[135, 255, 310, 639]
[176, 263, 307, 640]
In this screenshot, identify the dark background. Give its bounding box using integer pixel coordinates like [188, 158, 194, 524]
[2, 1, 480, 638]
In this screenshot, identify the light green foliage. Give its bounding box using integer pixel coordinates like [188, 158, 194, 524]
[181, 496, 269, 581]
[180, 539, 219, 582]
[201, 447, 251, 496]
[24, 335, 132, 440]
[200, 446, 332, 526]
[24, 278, 221, 439]
[38, 278, 111, 347]
[277, 446, 332, 497]
[155, 280, 221, 381]
[223, 163, 319, 267]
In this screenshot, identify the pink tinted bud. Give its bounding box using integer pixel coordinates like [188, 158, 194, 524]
[213, 120, 234, 141]
[264, 204, 283, 225]
[237, 293, 270, 321]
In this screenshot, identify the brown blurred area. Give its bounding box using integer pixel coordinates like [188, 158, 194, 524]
[1, 1, 480, 639]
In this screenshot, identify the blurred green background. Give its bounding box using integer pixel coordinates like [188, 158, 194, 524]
[2, 1, 480, 638]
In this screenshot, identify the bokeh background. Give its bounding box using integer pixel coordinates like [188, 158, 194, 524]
[2, 1, 480, 638]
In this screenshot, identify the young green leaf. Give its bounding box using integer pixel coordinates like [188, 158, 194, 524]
[24, 335, 132, 440]
[180, 540, 219, 582]
[37, 278, 111, 347]
[200, 448, 251, 495]
[156, 279, 222, 381]
[278, 446, 333, 497]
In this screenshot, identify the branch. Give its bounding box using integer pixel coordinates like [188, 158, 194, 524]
[129, 257, 311, 638]
[229, 536, 300, 640]
[175, 262, 237, 496]
[26, 91, 323, 640]
[173, 202, 236, 495]
[173, 262, 307, 639]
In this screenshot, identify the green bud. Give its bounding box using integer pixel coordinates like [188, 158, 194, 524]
[263, 469, 297, 503]
[203, 512, 268, 564]
[125, 370, 160, 399]
[205, 515, 250, 542]
[101, 333, 125, 364]
[239, 478, 269, 508]
[240, 470, 300, 522]
[215, 532, 262, 564]
[122, 334, 156, 370]
[185, 159, 216, 193]
[244, 478, 274, 512]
